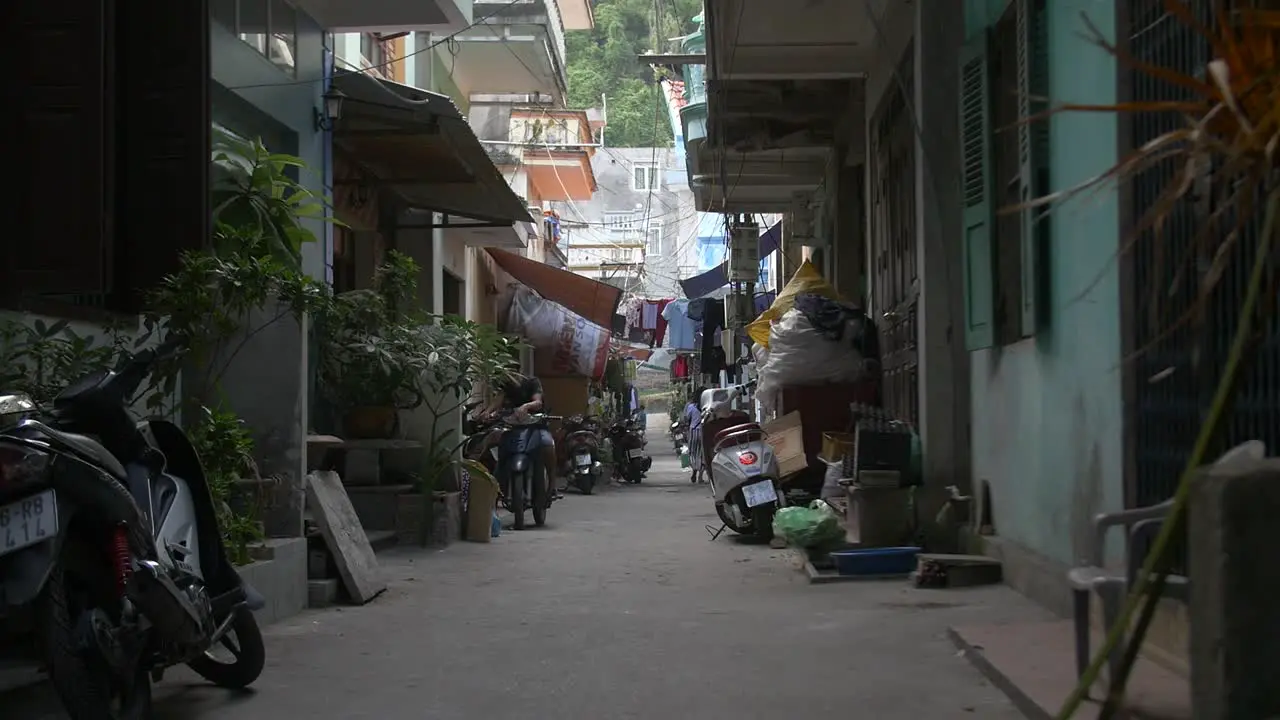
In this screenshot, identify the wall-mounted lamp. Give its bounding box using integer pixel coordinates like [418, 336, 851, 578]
[315, 87, 347, 132]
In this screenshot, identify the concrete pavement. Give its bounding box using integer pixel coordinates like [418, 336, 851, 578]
[9, 414, 1047, 719]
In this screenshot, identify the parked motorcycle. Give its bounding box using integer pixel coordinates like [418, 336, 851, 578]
[670, 418, 687, 451]
[607, 418, 650, 484]
[493, 412, 558, 530]
[459, 401, 501, 472]
[0, 337, 265, 719]
[697, 382, 786, 539]
[559, 414, 603, 495]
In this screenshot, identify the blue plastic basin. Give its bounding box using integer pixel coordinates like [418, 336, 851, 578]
[829, 546, 921, 577]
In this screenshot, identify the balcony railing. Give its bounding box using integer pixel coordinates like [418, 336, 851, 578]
[541, 0, 567, 76]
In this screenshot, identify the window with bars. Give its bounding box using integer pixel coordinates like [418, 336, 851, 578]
[957, 0, 1050, 349]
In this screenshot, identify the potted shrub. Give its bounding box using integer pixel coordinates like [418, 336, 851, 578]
[315, 252, 430, 439]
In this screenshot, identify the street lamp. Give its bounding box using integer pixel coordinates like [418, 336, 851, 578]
[315, 87, 346, 132]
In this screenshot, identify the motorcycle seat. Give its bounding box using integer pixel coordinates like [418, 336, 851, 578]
[41, 426, 128, 479]
[713, 423, 762, 445]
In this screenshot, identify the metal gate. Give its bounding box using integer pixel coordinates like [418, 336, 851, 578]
[869, 42, 919, 426]
[1125, 1, 1280, 569]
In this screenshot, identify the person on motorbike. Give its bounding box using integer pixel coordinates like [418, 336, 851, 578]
[482, 368, 562, 500]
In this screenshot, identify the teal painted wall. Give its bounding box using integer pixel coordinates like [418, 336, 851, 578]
[210, 16, 329, 281]
[967, 0, 1124, 566]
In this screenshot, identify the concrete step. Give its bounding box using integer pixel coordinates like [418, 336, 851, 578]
[367, 529, 399, 553]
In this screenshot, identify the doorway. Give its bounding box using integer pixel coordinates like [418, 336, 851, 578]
[442, 269, 464, 317]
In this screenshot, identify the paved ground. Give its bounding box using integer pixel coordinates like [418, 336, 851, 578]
[9, 415, 1049, 719]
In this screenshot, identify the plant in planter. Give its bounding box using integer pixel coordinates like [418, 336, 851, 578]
[408, 315, 523, 545]
[314, 251, 433, 439]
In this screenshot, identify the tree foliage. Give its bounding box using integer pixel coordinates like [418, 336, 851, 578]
[565, 0, 703, 147]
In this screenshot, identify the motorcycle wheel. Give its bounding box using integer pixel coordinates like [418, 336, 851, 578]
[510, 470, 526, 530]
[187, 607, 266, 689]
[42, 556, 152, 720]
[577, 474, 595, 495]
[715, 501, 749, 534]
[532, 469, 548, 527]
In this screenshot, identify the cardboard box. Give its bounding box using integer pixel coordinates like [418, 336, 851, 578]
[763, 411, 807, 478]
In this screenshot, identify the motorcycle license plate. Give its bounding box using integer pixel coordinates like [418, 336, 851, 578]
[741, 480, 778, 508]
[0, 489, 58, 557]
[627, 449, 645, 459]
[575, 454, 592, 466]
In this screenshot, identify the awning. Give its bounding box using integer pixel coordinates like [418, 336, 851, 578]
[680, 221, 781, 298]
[331, 72, 532, 225]
[487, 248, 621, 328]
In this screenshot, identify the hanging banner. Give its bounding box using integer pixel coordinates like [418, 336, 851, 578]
[506, 286, 611, 378]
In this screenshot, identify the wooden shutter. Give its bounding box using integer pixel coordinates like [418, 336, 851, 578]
[2, 2, 110, 300]
[1017, 0, 1051, 335]
[113, 0, 210, 312]
[960, 31, 996, 351]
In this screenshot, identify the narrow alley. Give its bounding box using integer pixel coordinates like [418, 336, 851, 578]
[7, 417, 1042, 720]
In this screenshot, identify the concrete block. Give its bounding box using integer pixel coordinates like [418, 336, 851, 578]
[346, 484, 414, 532]
[237, 537, 308, 626]
[915, 554, 1002, 588]
[308, 549, 331, 580]
[846, 486, 912, 547]
[1190, 459, 1280, 720]
[395, 491, 461, 546]
[307, 578, 340, 608]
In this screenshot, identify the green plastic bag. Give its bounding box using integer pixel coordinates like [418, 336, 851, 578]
[772, 500, 845, 549]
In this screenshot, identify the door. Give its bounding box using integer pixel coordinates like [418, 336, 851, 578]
[869, 42, 919, 426]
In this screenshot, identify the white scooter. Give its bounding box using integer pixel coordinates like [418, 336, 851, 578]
[697, 382, 786, 539]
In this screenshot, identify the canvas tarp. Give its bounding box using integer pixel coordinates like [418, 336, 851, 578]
[487, 248, 621, 329]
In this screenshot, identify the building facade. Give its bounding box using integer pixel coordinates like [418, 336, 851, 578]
[553, 147, 699, 298]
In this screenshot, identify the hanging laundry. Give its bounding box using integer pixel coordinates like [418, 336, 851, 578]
[700, 299, 726, 358]
[641, 301, 659, 330]
[672, 354, 689, 378]
[655, 298, 672, 346]
[621, 297, 643, 336]
[662, 299, 697, 350]
[687, 297, 707, 322]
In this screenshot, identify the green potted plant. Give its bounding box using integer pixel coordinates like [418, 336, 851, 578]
[399, 315, 522, 545]
[315, 251, 430, 439]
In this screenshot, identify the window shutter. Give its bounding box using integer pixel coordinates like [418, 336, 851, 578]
[2, 2, 110, 300]
[113, 0, 211, 312]
[1017, 0, 1051, 335]
[960, 32, 996, 351]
